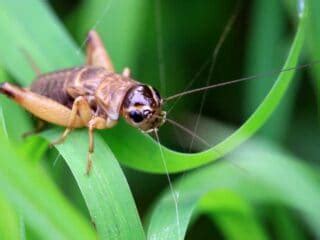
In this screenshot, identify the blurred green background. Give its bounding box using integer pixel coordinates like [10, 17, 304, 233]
[0, 0, 319, 239]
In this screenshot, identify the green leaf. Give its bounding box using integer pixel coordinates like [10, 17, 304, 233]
[243, 0, 297, 141]
[146, 140, 320, 239]
[0, 194, 20, 240]
[308, 0, 320, 118]
[0, 0, 82, 85]
[68, 0, 146, 71]
[271, 206, 306, 240]
[0, 69, 31, 143]
[0, 129, 96, 240]
[197, 191, 268, 240]
[42, 129, 145, 240]
[18, 136, 48, 164]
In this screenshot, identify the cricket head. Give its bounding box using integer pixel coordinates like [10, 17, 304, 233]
[121, 84, 166, 132]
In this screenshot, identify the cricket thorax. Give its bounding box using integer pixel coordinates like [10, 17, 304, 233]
[121, 84, 165, 132]
[94, 72, 137, 120]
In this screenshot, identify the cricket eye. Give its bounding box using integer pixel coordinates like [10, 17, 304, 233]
[129, 110, 144, 123]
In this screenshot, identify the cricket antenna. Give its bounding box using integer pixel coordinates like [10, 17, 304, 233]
[164, 60, 320, 102]
[152, 115, 210, 147]
[165, 118, 210, 147]
[164, 0, 242, 106]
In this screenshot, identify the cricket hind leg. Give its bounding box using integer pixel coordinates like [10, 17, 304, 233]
[0, 82, 83, 127]
[22, 120, 46, 138]
[86, 30, 115, 72]
[18, 49, 45, 138]
[50, 96, 93, 146]
[20, 48, 41, 76]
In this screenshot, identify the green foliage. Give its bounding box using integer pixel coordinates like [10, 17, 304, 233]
[0, 128, 96, 240]
[147, 140, 320, 239]
[43, 129, 145, 239]
[0, 0, 318, 239]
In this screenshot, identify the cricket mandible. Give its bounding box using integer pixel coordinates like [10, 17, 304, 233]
[0, 30, 166, 173]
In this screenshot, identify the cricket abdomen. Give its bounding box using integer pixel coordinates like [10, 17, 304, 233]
[30, 68, 76, 108]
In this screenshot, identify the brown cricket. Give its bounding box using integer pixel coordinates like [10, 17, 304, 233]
[0, 30, 166, 173]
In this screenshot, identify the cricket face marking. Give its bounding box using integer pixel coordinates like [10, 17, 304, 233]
[121, 84, 166, 132]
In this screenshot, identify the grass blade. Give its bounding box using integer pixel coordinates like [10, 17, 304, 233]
[146, 140, 320, 239]
[0, 69, 31, 143]
[0, 129, 96, 240]
[0, 0, 82, 84]
[42, 129, 145, 240]
[197, 191, 268, 240]
[68, 0, 145, 72]
[308, 0, 320, 119]
[243, 0, 296, 141]
[0, 194, 20, 240]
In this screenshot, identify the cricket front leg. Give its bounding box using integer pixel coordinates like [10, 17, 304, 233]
[86, 116, 117, 174]
[86, 30, 115, 72]
[50, 96, 93, 146]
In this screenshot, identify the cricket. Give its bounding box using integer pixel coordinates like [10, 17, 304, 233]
[0, 30, 170, 173]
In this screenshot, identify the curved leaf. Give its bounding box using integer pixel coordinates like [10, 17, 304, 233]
[0, 129, 97, 240]
[146, 141, 320, 239]
[308, 0, 320, 116]
[42, 129, 145, 240]
[243, 0, 293, 141]
[197, 191, 268, 240]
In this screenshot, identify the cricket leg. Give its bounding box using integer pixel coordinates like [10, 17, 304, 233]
[122, 67, 131, 77]
[86, 116, 108, 174]
[0, 82, 83, 127]
[86, 30, 115, 72]
[22, 120, 46, 138]
[20, 48, 41, 76]
[50, 96, 93, 146]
